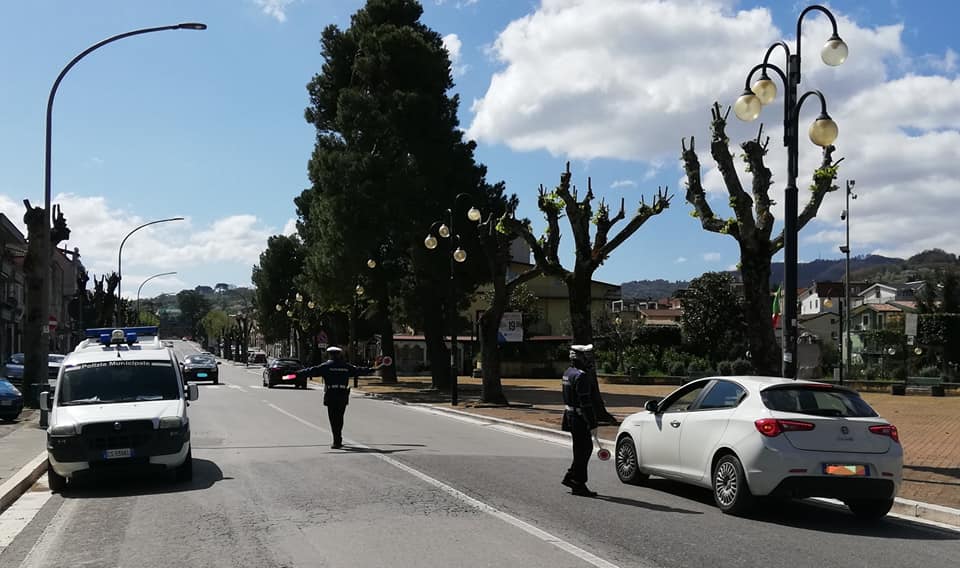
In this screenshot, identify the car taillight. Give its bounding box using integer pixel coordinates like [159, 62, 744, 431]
[754, 418, 816, 437]
[869, 424, 899, 443]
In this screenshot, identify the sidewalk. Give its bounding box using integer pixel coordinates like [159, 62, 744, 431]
[0, 411, 47, 515]
[353, 375, 960, 511]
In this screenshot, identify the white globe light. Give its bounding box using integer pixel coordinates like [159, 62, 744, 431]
[821, 37, 848, 66]
[307, 301, 315, 309]
[751, 78, 777, 105]
[438, 224, 451, 238]
[424, 234, 438, 250]
[733, 92, 762, 121]
[453, 248, 467, 263]
[809, 117, 839, 147]
[356, 285, 365, 296]
[467, 207, 482, 222]
[275, 304, 282, 312]
[367, 259, 377, 269]
[286, 310, 293, 317]
[295, 293, 303, 302]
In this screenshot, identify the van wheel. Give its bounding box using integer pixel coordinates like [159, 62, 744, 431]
[175, 450, 193, 483]
[47, 463, 67, 493]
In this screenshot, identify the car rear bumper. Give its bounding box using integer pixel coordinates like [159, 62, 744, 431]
[0, 400, 23, 418]
[183, 369, 218, 381]
[738, 437, 903, 498]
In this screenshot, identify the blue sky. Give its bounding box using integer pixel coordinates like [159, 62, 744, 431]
[2, 0, 959, 298]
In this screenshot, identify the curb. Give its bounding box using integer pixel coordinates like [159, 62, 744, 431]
[355, 386, 960, 529]
[0, 451, 47, 515]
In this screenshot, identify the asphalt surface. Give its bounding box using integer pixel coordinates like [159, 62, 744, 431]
[1, 340, 958, 567]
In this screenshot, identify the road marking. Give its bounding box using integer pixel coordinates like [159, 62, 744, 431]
[268, 404, 624, 568]
[0, 477, 52, 554]
[225, 384, 248, 393]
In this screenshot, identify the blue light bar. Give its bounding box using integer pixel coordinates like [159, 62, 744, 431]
[84, 326, 159, 339]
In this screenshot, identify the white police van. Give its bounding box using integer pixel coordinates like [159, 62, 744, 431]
[40, 327, 198, 492]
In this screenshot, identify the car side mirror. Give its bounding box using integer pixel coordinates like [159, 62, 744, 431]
[644, 399, 660, 414]
[188, 384, 199, 401]
[40, 391, 51, 411]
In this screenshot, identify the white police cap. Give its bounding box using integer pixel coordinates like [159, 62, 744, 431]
[570, 344, 594, 353]
[326, 346, 343, 353]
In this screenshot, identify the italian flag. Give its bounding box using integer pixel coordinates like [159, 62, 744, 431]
[771, 284, 783, 329]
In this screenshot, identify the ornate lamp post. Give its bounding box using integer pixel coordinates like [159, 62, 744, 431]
[734, 4, 847, 378]
[424, 193, 482, 405]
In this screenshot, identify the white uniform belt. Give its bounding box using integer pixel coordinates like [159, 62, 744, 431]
[565, 405, 580, 412]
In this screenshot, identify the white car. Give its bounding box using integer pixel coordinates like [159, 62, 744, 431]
[614, 376, 902, 520]
[41, 327, 198, 492]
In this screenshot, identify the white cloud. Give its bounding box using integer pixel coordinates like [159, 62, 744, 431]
[703, 252, 722, 262]
[282, 218, 298, 237]
[675, 256, 687, 263]
[610, 179, 636, 189]
[253, 0, 295, 23]
[0, 192, 284, 297]
[443, 33, 469, 77]
[471, 0, 960, 262]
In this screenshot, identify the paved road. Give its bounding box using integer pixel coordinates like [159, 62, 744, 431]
[2, 341, 958, 567]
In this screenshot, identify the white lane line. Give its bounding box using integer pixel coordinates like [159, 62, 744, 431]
[267, 404, 623, 568]
[225, 384, 248, 393]
[0, 478, 52, 553]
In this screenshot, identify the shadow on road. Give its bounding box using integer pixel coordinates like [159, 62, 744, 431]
[338, 445, 412, 454]
[63, 458, 228, 498]
[632, 479, 958, 539]
[594, 494, 702, 514]
[905, 464, 960, 481]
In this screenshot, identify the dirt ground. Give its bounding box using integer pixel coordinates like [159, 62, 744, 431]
[355, 375, 960, 509]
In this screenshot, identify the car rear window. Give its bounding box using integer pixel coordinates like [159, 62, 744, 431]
[761, 386, 877, 418]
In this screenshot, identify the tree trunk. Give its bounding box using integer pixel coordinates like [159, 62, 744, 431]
[421, 285, 450, 390]
[566, 271, 617, 424]
[378, 291, 398, 384]
[22, 205, 48, 409]
[478, 289, 509, 405]
[740, 251, 780, 376]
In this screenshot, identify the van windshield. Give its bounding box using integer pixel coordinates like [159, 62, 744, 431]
[58, 361, 180, 406]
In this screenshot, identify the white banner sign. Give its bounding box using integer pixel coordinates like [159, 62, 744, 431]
[905, 313, 918, 338]
[498, 312, 523, 343]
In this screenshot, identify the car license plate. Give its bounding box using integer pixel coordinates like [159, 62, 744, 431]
[197, 372, 208, 378]
[0, 400, 12, 406]
[823, 464, 867, 476]
[104, 448, 133, 460]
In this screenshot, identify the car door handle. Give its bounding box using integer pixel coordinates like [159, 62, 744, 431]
[670, 420, 681, 428]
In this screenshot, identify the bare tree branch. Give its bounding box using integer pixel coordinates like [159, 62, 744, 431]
[708, 103, 756, 239]
[681, 135, 728, 235]
[594, 187, 673, 267]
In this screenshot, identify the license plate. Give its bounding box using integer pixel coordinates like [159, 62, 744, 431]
[104, 448, 133, 460]
[823, 464, 867, 476]
[0, 400, 12, 406]
[197, 373, 208, 378]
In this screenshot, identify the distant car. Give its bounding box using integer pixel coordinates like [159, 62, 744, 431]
[0, 378, 23, 422]
[262, 358, 305, 389]
[248, 352, 268, 366]
[181, 354, 220, 384]
[4, 353, 65, 386]
[614, 376, 903, 520]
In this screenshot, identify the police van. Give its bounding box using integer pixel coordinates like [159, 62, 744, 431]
[40, 327, 198, 492]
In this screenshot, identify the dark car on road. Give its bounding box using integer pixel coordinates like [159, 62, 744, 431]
[0, 378, 24, 422]
[4, 353, 65, 386]
[248, 352, 268, 366]
[262, 358, 305, 389]
[182, 354, 220, 384]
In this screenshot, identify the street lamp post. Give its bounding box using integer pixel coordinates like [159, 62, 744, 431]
[136, 271, 177, 323]
[734, 4, 847, 379]
[25, 22, 205, 408]
[840, 179, 856, 383]
[117, 217, 184, 324]
[424, 193, 482, 405]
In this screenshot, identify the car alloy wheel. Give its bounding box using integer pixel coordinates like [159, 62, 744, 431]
[615, 436, 648, 485]
[712, 454, 754, 515]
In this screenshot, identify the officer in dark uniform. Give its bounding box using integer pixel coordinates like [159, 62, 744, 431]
[297, 346, 388, 449]
[561, 344, 599, 497]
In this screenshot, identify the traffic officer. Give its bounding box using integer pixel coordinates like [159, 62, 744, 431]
[297, 346, 388, 449]
[561, 344, 599, 497]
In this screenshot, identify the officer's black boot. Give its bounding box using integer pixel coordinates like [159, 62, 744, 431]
[572, 484, 598, 498]
[561, 472, 577, 489]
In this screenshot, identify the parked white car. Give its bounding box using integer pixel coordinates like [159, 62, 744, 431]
[614, 376, 902, 520]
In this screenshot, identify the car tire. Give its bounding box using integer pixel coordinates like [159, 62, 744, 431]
[845, 498, 893, 521]
[175, 449, 193, 483]
[712, 454, 754, 515]
[47, 462, 67, 493]
[615, 436, 649, 485]
[267, 380, 275, 389]
[212, 376, 219, 385]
